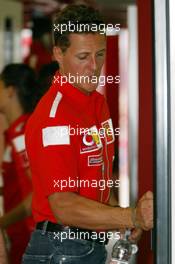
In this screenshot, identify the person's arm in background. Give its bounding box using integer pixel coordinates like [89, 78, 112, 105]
[0, 114, 7, 221]
[0, 229, 9, 264]
[0, 114, 8, 166]
[0, 115, 9, 262]
[0, 193, 32, 229]
[0, 114, 5, 165]
[0, 168, 32, 229]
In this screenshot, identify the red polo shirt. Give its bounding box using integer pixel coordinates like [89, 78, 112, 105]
[25, 73, 115, 224]
[2, 114, 35, 264]
[2, 114, 34, 234]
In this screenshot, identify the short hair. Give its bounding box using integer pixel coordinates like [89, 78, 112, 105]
[53, 4, 104, 52]
[38, 61, 59, 94]
[0, 63, 43, 113]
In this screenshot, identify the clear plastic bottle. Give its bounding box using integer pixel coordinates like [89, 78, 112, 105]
[109, 231, 138, 264]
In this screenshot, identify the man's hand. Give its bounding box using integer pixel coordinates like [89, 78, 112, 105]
[135, 191, 153, 231]
[129, 228, 143, 243]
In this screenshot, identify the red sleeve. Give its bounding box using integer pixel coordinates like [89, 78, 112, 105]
[12, 134, 30, 170]
[36, 126, 79, 197]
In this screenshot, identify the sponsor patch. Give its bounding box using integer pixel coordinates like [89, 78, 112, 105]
[80, 125, 102, 153]
[88, 154, 103, 166]
[42, 126, 70, 147]
[101, 119, 115, 144]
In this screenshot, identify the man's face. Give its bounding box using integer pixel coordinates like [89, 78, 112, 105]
[54, 33, 106, 94]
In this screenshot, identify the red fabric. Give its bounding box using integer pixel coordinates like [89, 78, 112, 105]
[24, 40, 52, 72]
[25, 72, 115, 224]
[137, 0, 153, 263]
[2, 114, 35, 264]
[105, 35, 119, 148]
[8, 230, 31, 264]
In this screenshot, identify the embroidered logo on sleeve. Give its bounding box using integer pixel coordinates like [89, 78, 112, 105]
[101, 119, 115, 144]
[42, 126, 70, 147]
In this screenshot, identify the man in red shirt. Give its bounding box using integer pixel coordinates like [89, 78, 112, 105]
[23, 5, 153, 264]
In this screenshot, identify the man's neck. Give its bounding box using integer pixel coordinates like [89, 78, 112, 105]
[59, 70, 90, 96]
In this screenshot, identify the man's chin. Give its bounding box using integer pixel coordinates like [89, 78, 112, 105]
[76, 83, 98, 94]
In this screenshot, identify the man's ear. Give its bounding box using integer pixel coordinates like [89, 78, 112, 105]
[53, 46, 63, 64]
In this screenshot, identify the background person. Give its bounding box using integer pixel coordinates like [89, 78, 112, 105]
[0, 63, 43, 263]
[0, 114, 8, 215]
[0, 115, 9, 264]
[24, 17, 53, 73]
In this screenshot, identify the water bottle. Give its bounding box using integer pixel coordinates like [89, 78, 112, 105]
[109, 230, 138, 264]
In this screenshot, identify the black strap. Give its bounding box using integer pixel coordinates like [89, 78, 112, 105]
[36, 221, 108, 245]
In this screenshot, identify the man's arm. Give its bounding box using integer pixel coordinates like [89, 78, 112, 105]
[0, 193, 32, 229]
[0, 167, 32, 229]
[109, 187, 118, 207]
[48, 191, 153, 231]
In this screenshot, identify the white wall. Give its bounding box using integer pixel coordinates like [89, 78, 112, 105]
[0, 0, 22, 71]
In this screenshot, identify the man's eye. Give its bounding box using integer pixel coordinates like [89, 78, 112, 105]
[97, 53, 105, 57]
[78, 56, 87, 60]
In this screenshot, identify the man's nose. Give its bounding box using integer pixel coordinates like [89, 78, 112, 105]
[89, 56, 98, 72]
